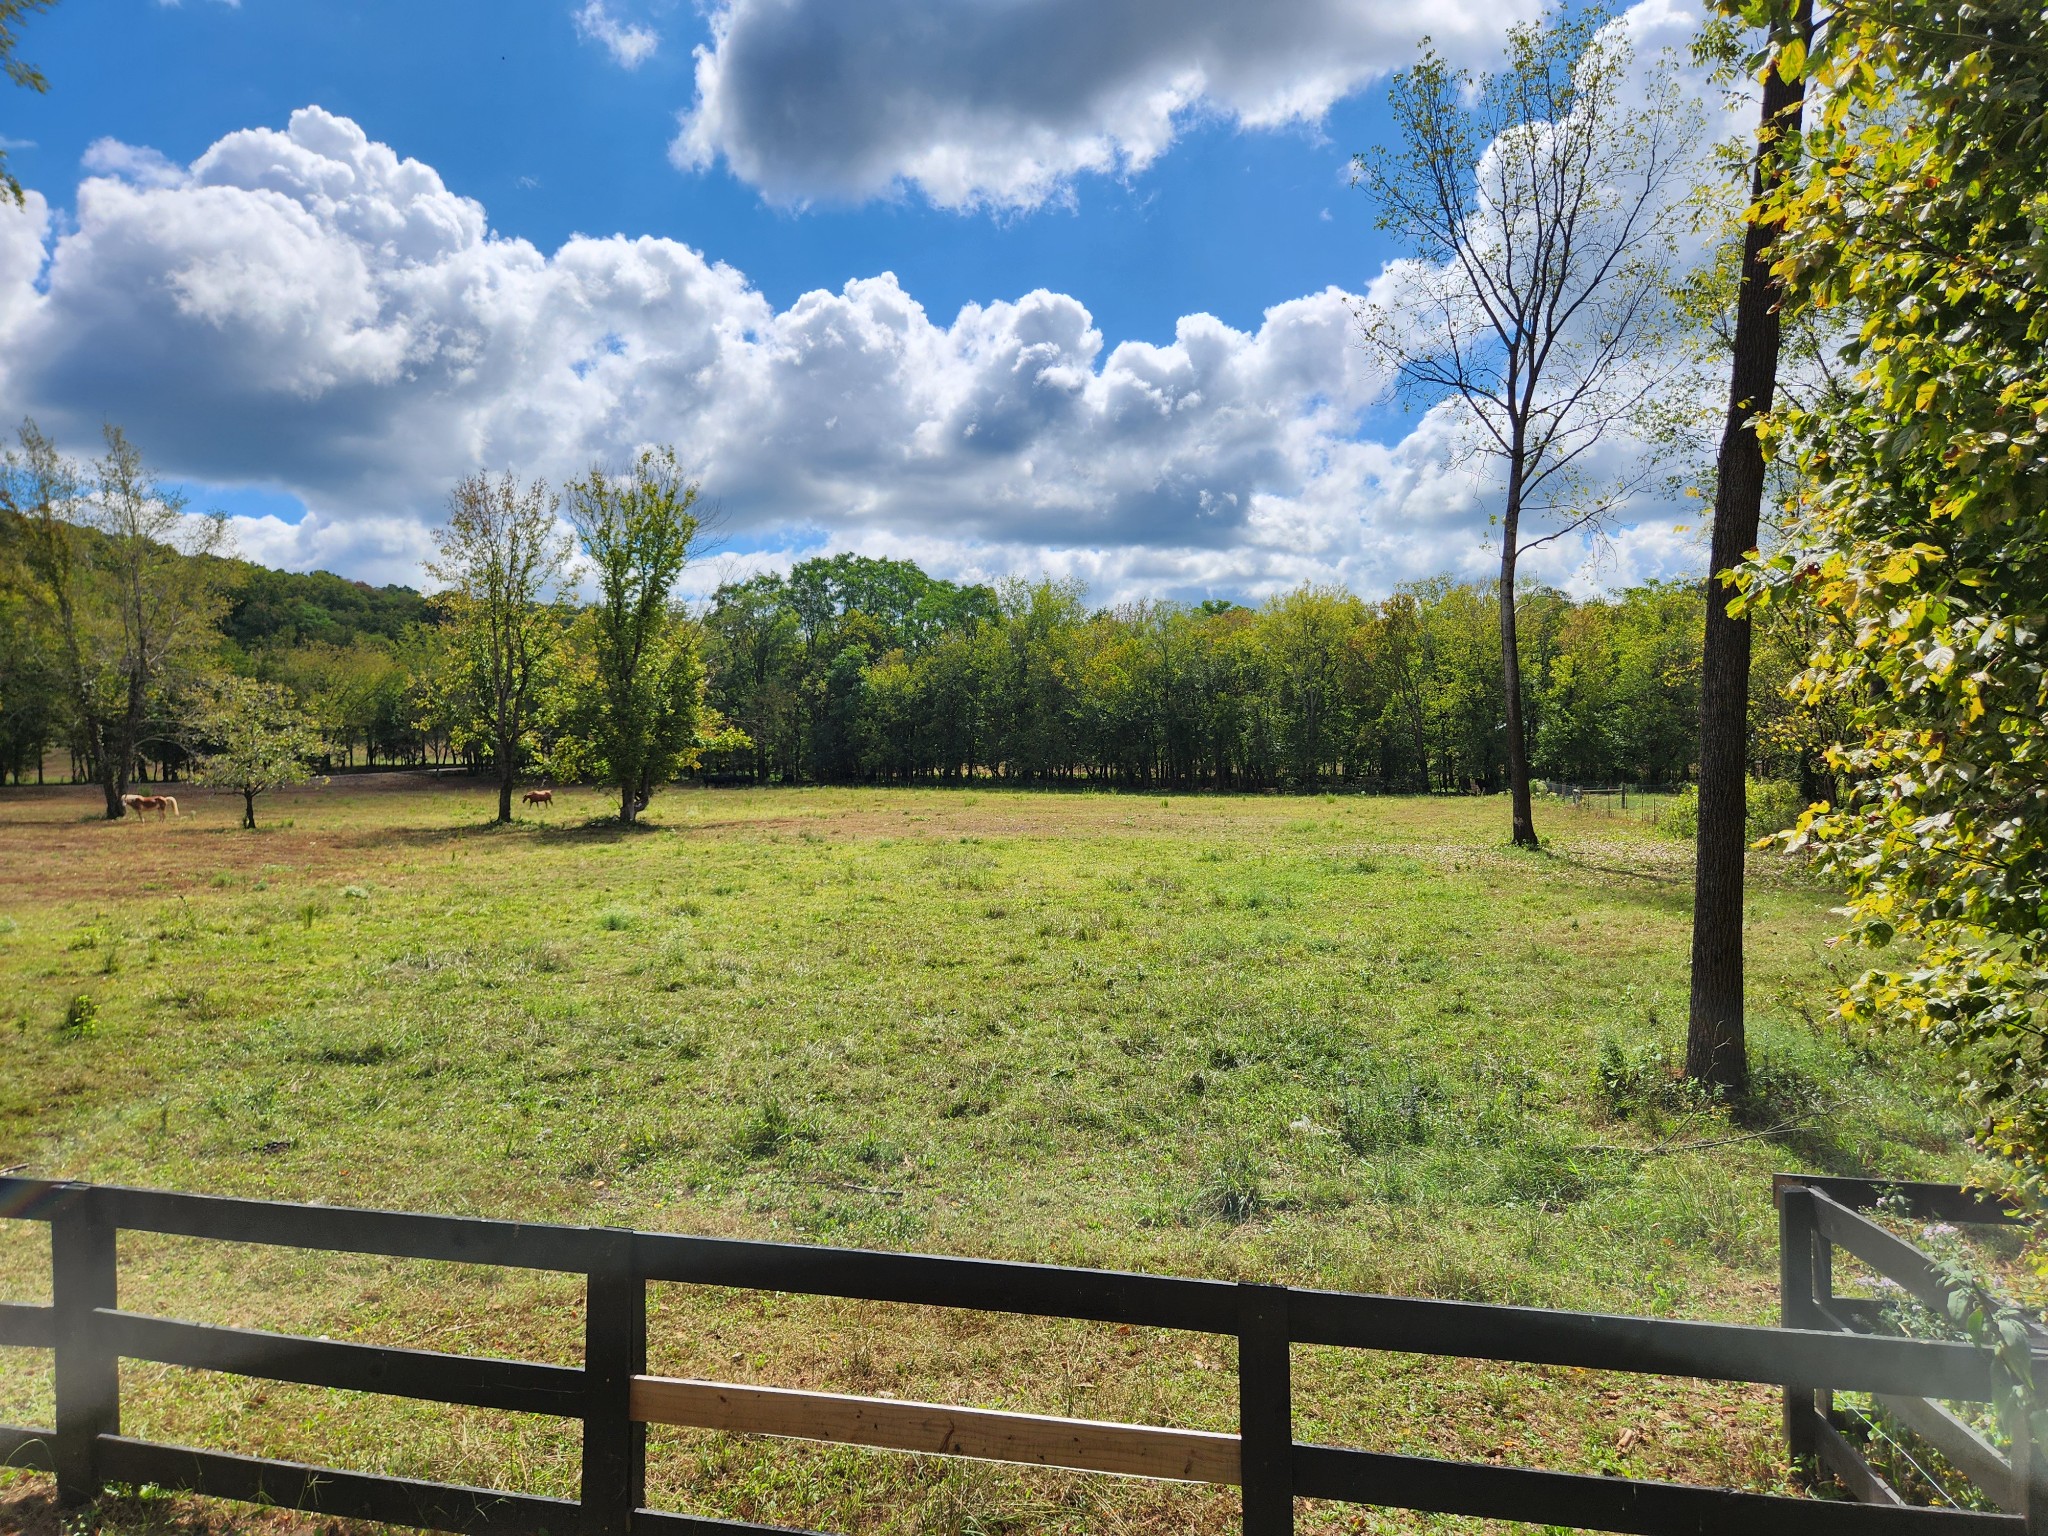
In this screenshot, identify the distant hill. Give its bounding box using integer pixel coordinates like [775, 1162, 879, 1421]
[1, 507, 436, 651]
[209, 558, 435, 650]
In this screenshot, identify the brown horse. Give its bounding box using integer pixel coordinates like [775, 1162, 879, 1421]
[120, 793, 179, 821]
[522, 789, 554, 807]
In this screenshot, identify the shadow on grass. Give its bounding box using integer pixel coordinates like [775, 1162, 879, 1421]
[338, 815, 667, 851]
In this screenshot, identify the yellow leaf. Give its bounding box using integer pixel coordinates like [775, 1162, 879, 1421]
[1880, 551, 1922, 584]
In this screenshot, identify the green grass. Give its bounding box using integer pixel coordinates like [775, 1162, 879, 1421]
[0, 779, 1980, 1533]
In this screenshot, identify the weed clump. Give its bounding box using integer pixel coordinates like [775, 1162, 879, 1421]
[1192, 1146, 1266, 1223]
[523, 941, 573, 974]
[1594, 1037, 1711, 1121]
[851, 1134, 902, 1169]
[62, 994, 98, 1036]
[1487, 1139, 1607, 1208]
[618, 1127, 692, 1169]
[1336, 1066, 1444, 1154]
[733, 1099, 813, 1159]
[160, 984, 219, 1021]
[304, 1036, 402, 1067]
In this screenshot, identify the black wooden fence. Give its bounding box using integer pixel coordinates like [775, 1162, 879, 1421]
[1780, 1175, 2046, 1520]
[0, 1174, 2034, 1534]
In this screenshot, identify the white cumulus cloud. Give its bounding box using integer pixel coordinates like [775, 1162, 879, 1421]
[0, 80, 1713, 602]
[672, 0, 1543, 210]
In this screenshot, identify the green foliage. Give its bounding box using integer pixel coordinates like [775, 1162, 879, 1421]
[219, 563, 432, 651]
[703, 569, 1726, 791]
[1737, 0, 2048, 1191]
[0, 1, 54, 208]
[61, 991, 96, 1036]
[1656, 777, 1805, 841]
[563, 448, 706, 822]
[190, 674, 322, 828]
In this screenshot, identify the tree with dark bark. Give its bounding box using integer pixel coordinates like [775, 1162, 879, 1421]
[427, 472, 571, 824]
[2, 420, 227, 818]
[1356, 10, 1696, 847]
[1684, 0, 1814, 1096]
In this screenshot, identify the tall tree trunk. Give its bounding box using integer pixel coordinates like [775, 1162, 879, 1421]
[498, 758, 514, 824]
[1686, 1, 1812, 1094]
[243, 790, 257, 830]
[1499, 463, 1539, 848]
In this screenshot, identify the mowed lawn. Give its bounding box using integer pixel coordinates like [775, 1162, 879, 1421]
[0, 778, 1972, 1534]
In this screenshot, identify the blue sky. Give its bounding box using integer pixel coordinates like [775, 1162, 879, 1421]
[9, 2, 1393, 346]
[0, 0, 1718, 599]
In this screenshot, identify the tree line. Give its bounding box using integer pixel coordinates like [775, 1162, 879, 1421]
[701, 555, 1824, 796]
[0, 423, 1831, 819]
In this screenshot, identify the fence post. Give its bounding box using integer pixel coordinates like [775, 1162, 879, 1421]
[1237, 1283, 1292, 1536]
[51, 1185, 118, 1507]
[1776, 1181, 1822, 1463]
[581, 1228, 646, 1536]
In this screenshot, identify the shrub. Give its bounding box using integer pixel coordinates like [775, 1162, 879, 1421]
[1594, 1037, 1713, 1120]
[62, 994, 98, 1036]
[1658, 778, 1810, 842]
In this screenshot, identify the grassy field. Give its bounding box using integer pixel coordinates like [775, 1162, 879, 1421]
[0, 776, 1981, 1533]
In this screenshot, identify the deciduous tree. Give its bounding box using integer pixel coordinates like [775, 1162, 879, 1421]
[191, 675, 320, 829]
[1, 420, 227, 817]
[565, 448, 705, 824]
[427, 473, 571, 823]
[1356, 9, 1697, 846]
[1741, 0, 2048, 1185]
[1684, 0, 1814, 1097]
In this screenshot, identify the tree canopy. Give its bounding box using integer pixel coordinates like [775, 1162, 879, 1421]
[1743, 0, 2048, 1185]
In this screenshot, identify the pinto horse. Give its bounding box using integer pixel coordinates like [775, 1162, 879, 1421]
[522, 789, 554, 807]
[120, 793, 179, 821]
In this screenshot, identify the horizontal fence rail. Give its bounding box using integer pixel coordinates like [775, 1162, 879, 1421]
[0, 1177, 2033, 1535]
[1776, 1175, 2045, 1523]
[630, 1376, 1245, 1485]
